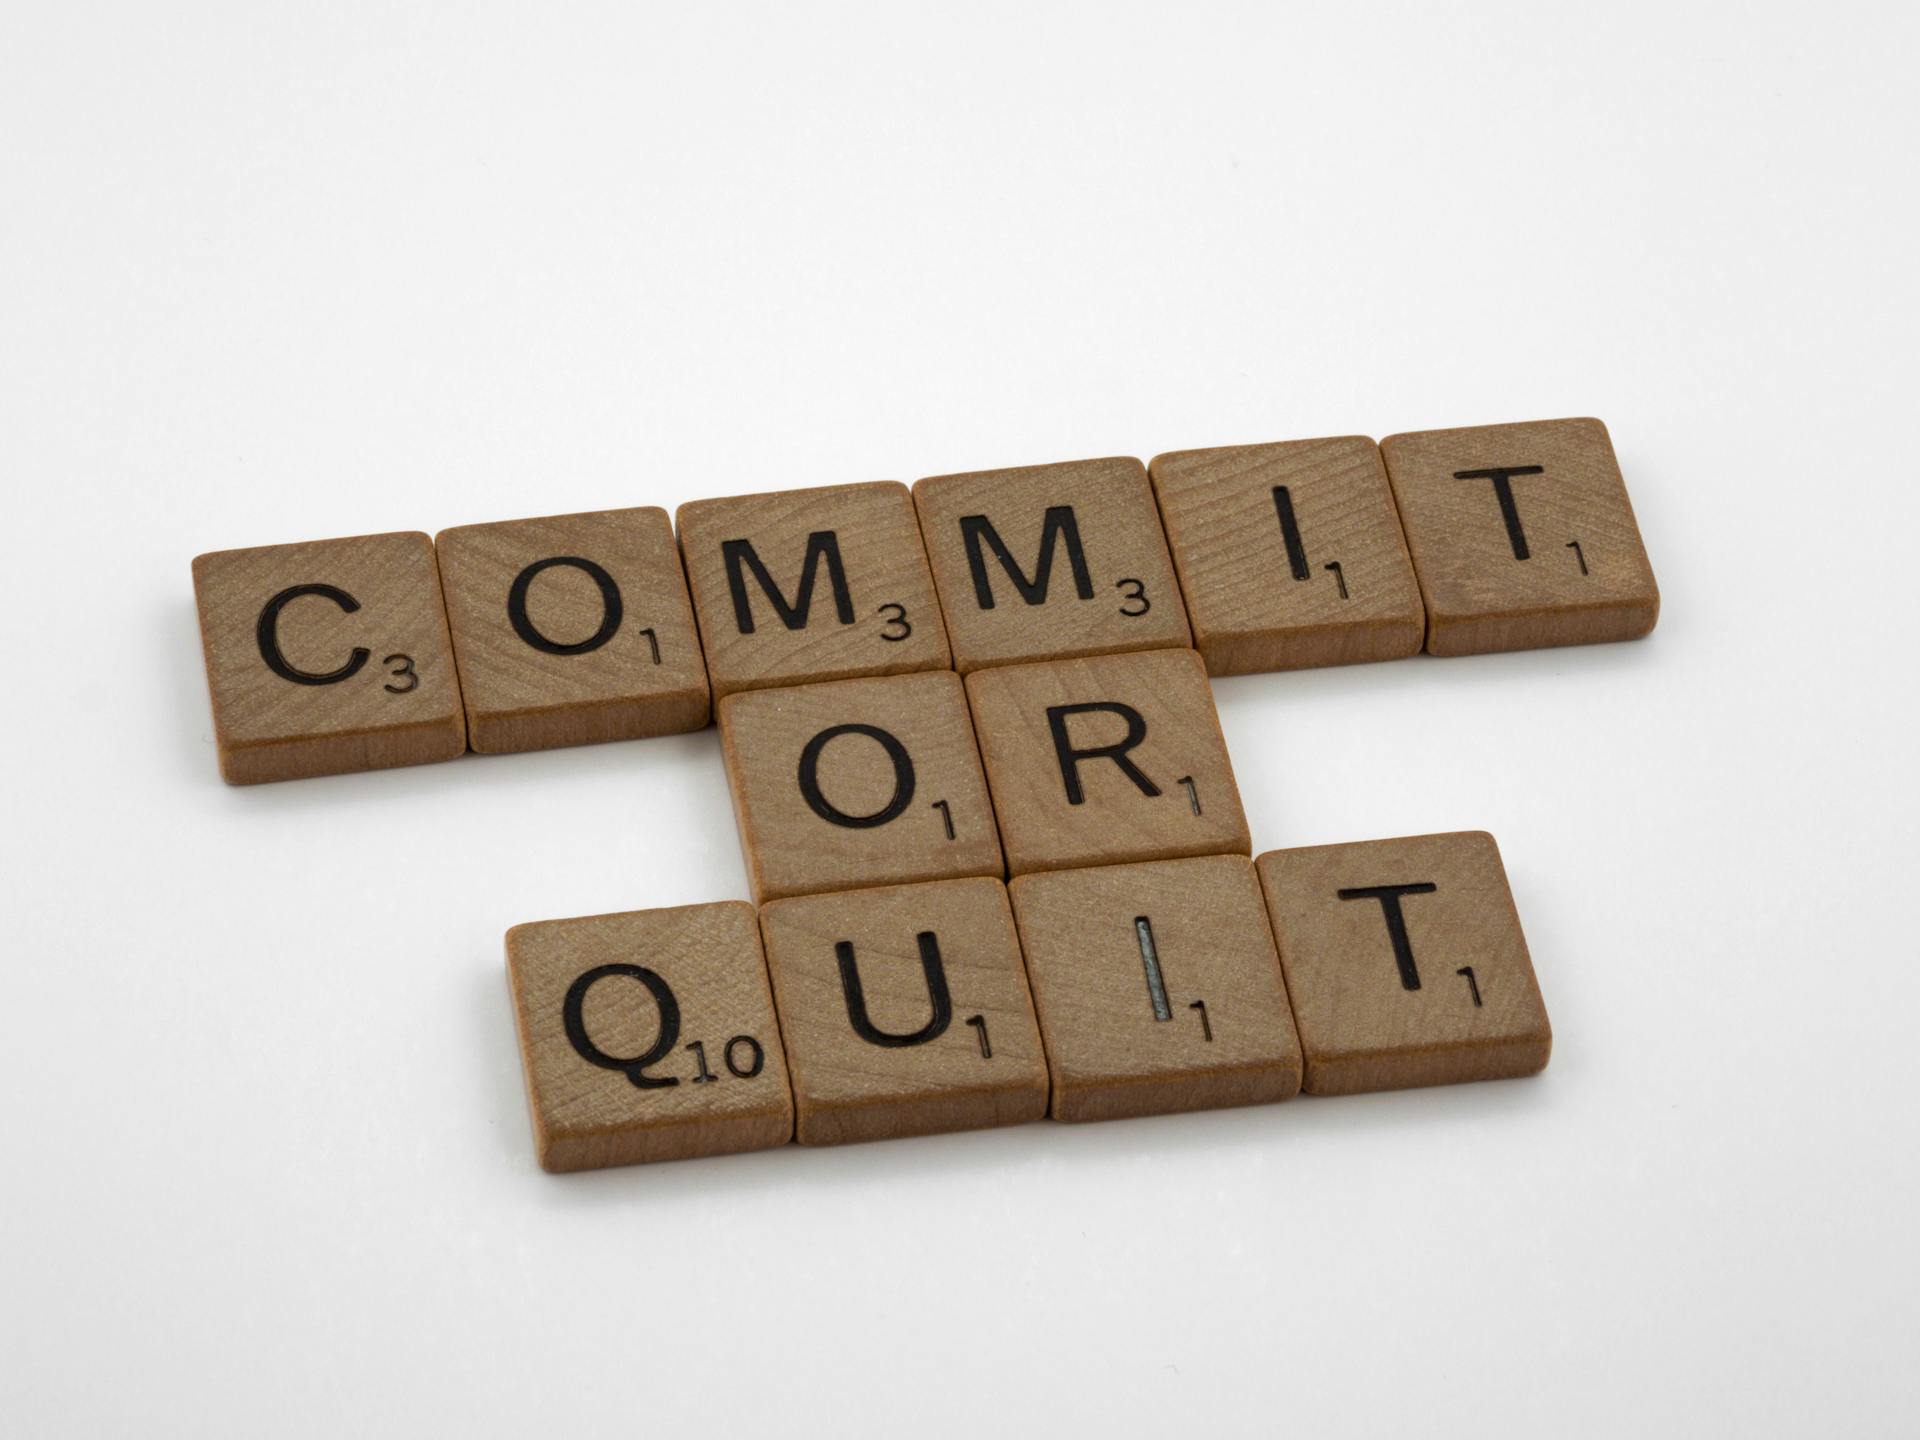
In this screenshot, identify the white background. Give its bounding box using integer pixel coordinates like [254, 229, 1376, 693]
[4, 3, 1916, 1435]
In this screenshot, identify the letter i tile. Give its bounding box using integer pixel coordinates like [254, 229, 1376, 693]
[1149, 436, 1424, 675]
[1009, 855, 1301, 1121]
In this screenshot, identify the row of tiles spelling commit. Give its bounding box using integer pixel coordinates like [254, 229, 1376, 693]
[511, 834, 1551, 1172]
[191, 417, 1660, 784]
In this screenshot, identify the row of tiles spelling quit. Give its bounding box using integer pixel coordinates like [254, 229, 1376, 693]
[510, 834, 1551, 1171]
[192, 418, 1659, 782]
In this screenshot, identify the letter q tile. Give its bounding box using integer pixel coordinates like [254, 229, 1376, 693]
[506, 902, 794, 1171]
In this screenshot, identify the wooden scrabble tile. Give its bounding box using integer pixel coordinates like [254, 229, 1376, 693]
[506, 901, 794, 1171]
[1008, 856, 1301, 1122]
[191, 531, 466, 784]
[964, 648, 1248, 875]
[759, 878, 1048, 1144]
[719, 671, 1004, 902]
[913, 456, 1192, 672]
[435, 507, 709, 754]
[1255, 831, 1551, 1096]
[1379, 417, 1659, 656]
[1149, 437, 1425, 675]
[676, 481, 950, 699]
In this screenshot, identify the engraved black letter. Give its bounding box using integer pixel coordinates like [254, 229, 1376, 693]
[256, 583, 370, 686]
[1271, 486, 1311, 581]
[1453, 466, 1545, 560]
[797, 723, 916, 828]
[1337, 882, 1439, 991]
[959, 506, 1095, 609]
[722, 531, 854, 634]
[835, 931, 952, 1047]
[561, 963, 682, 1089]
[506, 555, 623, 655]
[1046, 702, 1160, 804]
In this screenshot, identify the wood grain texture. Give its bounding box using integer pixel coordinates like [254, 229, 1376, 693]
[1380, 417, 1659, 656]
[759, 878, 1048, 1145]
[1009, 856, 1301, 1122]
[964, 648, 1249, 875]
[719, 670, 1004, 902]
[676, 481, 950, 699]
[1149, 436, 1424, 675]
[913, 456, 1192, 672]
[435, 507, 709, 754]
[1255, 831, 1551, 1096]
[506, 901, 793, 1171]
[191, 531, 466, 784]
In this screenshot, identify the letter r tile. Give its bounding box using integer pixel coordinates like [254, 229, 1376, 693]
[719, 671, 1004, 902]
[759, 878, 1048, 1145]
[964, 648, 1249, 875]
[676, 481, 951, 699]
[913, 456, 1192, 672]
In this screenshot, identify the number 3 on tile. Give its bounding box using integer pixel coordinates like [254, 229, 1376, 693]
[1116, 578, 1151, 616]
[877, 602, 912, 641]
[382, 653, 418, 693]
